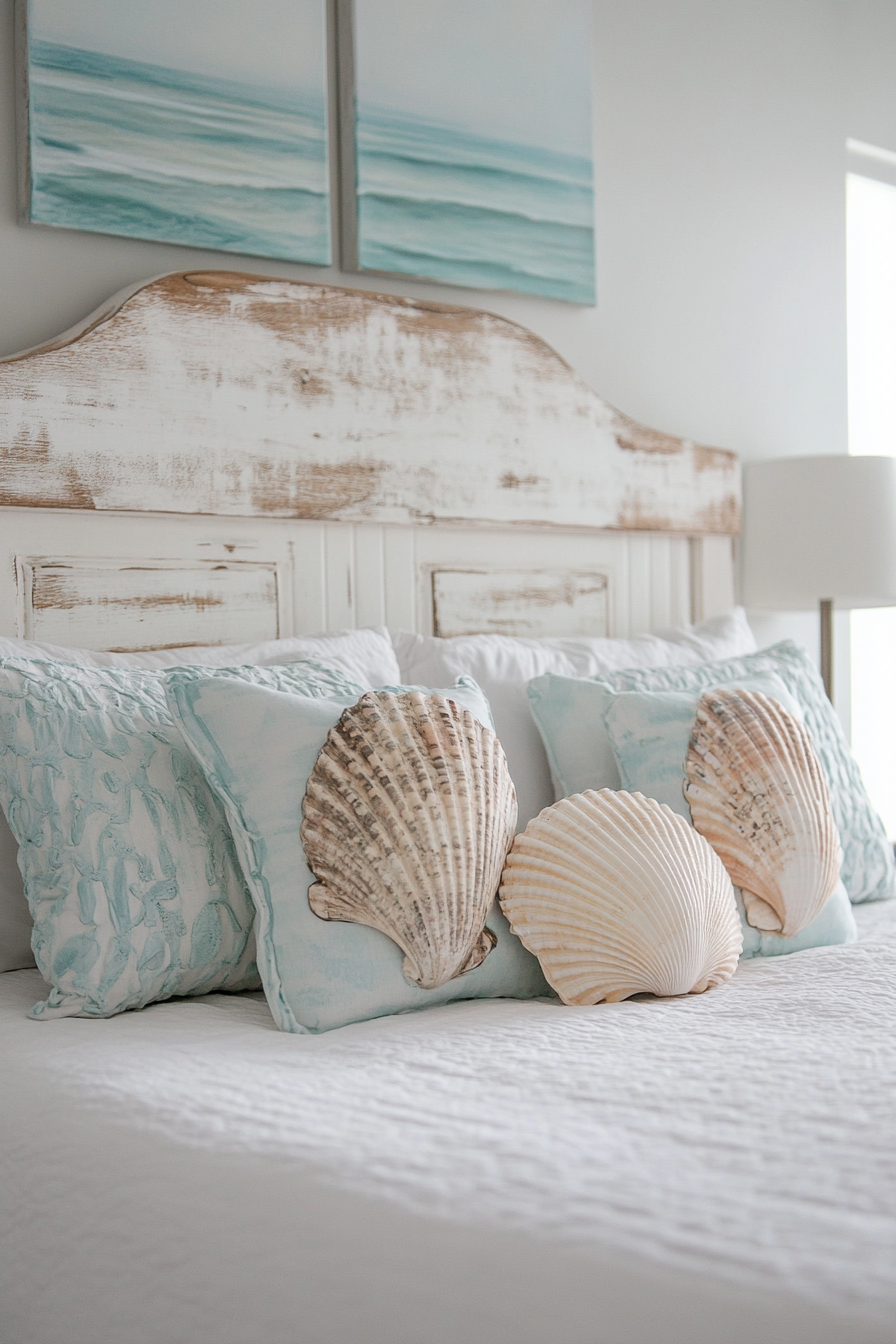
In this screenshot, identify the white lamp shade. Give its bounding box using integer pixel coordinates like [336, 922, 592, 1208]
[742, 455, 896, 610]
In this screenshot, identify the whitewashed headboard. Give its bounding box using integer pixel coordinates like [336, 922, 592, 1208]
[0, 271, 739, 651]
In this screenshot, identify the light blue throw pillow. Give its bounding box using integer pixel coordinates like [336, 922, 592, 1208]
[528, 640, 894, 905]
[734, 883, 855, 958]
[600, 680, 857, 956]
[0, 657, 365, 1018]
[603, 676, 803, 815]
[166, 674, 551, 1033]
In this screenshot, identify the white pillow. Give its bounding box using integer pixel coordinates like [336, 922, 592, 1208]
[391, 610, 757, 831]
[0, 626, 400, 684]
[0, 628, 401, 973]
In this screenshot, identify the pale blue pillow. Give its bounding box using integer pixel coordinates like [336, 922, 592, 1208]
[166, 674, 551, 1033]
[603, 676, 804, 818]
[528, 640, 894, 904]
[599, 680, 856, 956]
[0, 657, 364, 1018]
[735, 883, 856, 959]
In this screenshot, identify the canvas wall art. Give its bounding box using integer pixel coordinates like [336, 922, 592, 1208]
[19, 0, 331, 264]
[340, 0, 595, 304]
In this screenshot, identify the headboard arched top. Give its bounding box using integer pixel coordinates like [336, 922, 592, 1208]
[0, 271, 739, 534]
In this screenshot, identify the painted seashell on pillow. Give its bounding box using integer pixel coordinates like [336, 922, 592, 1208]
[302, 691, 517, 990]
[499, 789, 742, 1005]
[684, 688, 841, 937]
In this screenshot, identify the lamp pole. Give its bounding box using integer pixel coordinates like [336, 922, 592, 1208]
[820, 599, 834, 701]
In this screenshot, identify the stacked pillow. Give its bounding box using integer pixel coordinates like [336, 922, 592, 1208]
[2, 614, 878, 1030]
[0, 657, 370, 1017]
[0, 613, 756, 983]
[527, 640, 894, 906]
[0, 633, 553, 1029]
[165, 674, 549, 1032]
[0, 626, 401, 680]
[0, 627, 402, 974]
[573, 675, 857, 956]
[392, 609, 757, 830]
[527, 640, 896, 958]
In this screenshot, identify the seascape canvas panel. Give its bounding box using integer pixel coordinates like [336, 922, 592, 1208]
[23, 0, 331, 264]
[349, 0, 595, 304]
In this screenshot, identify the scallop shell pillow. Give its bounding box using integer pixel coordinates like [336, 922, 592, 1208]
[0, 656, 365, 1018]
[166, 673, 550, 1033]
[594, 678, 856, 956]
[500, 788, 743, 1005]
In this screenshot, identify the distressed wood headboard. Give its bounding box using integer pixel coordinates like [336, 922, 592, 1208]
[0, 271, 739, 650]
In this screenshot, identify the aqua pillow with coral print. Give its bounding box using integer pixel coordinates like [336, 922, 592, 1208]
[0, 657, 364, 1019]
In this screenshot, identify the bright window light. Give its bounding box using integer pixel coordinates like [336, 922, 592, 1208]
[851, 607, 896, 837]
[846, 169, 896, 839]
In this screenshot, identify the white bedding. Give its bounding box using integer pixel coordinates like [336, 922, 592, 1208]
[2, 903, 895, 1344]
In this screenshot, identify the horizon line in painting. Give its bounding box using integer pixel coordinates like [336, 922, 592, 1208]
[346, 0, 596, 305]
[355, 104, 594, 304]
[23, 3, 331, 265]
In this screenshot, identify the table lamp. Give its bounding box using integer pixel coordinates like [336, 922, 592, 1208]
[741, 455, 896, 700]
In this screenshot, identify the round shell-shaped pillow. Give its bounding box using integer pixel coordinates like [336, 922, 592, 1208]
[499, 788, 742, 1005]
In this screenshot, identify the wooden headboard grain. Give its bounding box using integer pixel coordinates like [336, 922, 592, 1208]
[0, 272, 739, 649]
[0, 271, 738, 532]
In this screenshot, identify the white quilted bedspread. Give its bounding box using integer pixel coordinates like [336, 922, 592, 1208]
[1, 902, 895, 1344]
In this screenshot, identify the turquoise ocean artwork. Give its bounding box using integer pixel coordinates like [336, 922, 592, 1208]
[24, 1, 330, 264]
[351, 0, 595, 304]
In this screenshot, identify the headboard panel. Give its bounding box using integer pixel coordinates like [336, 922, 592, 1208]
[0, 271, 738, 532]
[16, 555, 281, 652]
[0, 272, 739, 648]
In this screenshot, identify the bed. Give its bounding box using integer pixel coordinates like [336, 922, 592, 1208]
[0, 272, 894, 1344]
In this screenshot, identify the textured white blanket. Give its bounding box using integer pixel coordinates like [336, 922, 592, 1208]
[1, 903, 894, 1344]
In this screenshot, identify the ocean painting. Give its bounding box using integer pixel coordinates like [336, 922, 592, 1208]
[24, 0, 330, 264]
[349, 0, 595, 304]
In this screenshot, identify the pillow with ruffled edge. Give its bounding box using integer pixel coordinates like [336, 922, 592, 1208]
[166, 673, 551, 1033]
[0, 657, 365, 1018]
[528, 640, 893, 905]
[600, 680, 856, 957]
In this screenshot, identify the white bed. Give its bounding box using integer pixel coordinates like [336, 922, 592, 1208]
[2, 901, 894, 1344]
[0, 273, 893, 1344]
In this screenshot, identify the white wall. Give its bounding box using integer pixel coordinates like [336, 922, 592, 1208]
[846, 0, 896, 152]
[0, 0, 885, 698]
